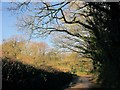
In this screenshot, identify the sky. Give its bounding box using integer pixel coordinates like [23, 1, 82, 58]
[1, 2, 53, 47]
[2, 3, 22, 40]
[0, 3, 2, 44]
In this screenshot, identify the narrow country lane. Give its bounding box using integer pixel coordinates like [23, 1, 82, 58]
[65, 75, 97, 90]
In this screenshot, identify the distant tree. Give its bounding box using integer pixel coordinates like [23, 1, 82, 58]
[0, 44, 2, 58]
[2, 36, 26, 59]
[27, 42, 49, 65]
[46, 49, 61, 61]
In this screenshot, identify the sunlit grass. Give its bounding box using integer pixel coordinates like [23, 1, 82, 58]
[14, 56, 93, 76]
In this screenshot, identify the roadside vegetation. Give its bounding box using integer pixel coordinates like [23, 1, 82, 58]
[1, 38, 93, 89]
[2, 57, 73, 89]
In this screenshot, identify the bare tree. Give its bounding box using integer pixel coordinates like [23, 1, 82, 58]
[8, 1, 93, 56]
